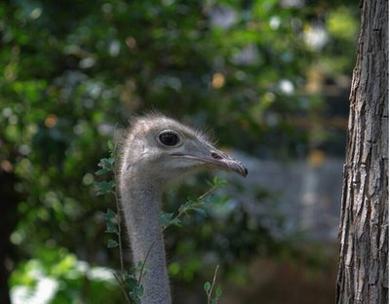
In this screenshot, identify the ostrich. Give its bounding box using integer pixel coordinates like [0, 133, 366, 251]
[118, 114, 247, 304]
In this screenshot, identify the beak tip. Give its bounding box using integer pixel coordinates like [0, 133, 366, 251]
[243, 167, 248, 177]
[238, 166, 248, 177]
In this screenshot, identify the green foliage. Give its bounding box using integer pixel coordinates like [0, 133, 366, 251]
[107, 239, 119, 249]
[96, 157, 115, 176]
[113, 268, 144, 304]
[95, 180, 115, 196]
[327, 7, 358, 41]
[160, 212, 183, 230]
[125, 274, 144, 304]
[94, 145, 116, 196]
[10, 247, 121, 303]
[161, 176, 227, 231]
[95, 152, 141, 303]
[105, 209, 119, 234]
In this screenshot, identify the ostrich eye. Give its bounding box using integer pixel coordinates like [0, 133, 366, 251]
[158, 131, 180, 146]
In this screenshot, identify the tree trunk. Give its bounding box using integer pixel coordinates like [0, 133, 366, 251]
[0, 170, 20, 304]
[336, 0, 388, 303]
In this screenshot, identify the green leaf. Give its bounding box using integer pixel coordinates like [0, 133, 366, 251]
[169, 217, 182, 227]
[104, 209, 118, 233]
[95, 168, 109, 176]
[215, 286, 222, 297]
[135, 284, 144, 297]
[105, 221, 118, 234]
[125, 275, 138, 289]
[208, 176, 227, 188]
[95, 180, 115, 195]
[95, 157, 115, 175]
[160, 212, 174, 227]
[104, 209, 117, 223]
[203, 281, 211, 293]
[107, 239, 118, 248]
[126, 273, 143, 304]
[160, 212, 182, 230]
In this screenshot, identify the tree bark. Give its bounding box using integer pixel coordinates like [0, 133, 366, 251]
[336, 0, 388, 303]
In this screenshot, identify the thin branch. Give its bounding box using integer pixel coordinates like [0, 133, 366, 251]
[163, 184, 219, 232]
[113, 272, 132, 304]
[207, 265, 220, 304]
[198, 184, 219, 201]
[137, 239, 157, 285]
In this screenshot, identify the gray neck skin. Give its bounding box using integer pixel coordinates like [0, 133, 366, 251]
[120, 169, 171, 304]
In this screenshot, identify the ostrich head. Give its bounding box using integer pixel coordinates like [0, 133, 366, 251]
[119, 114, 247, 304]
[121, 115, 247, 184]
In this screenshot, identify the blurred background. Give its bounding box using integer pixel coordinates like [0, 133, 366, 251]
[0, 0, 359, 303]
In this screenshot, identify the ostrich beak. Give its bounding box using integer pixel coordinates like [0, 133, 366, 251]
[206, 149, 248, 177]
[170, 149, 248, 177]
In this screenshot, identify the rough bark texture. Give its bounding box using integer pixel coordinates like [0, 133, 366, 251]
[336, 0, 388, 303]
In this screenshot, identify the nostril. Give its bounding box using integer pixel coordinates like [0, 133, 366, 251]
[211, 152, 223, 160]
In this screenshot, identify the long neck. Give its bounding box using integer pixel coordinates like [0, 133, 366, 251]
[119, 169, 171, 304]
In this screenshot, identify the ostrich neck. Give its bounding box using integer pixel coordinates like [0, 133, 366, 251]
[120, 170, 171, 304]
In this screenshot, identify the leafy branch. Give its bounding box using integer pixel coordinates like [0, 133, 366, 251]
[160, 176, 227, 231]
[204, 265, 223, 304]
[95, 142, 143, 304]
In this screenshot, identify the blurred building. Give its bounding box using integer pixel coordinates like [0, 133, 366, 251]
[228, 153, 343, 242]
